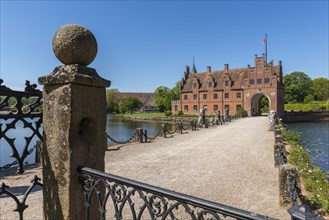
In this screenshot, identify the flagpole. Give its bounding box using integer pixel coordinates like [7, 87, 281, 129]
[265, 33, 267, 63]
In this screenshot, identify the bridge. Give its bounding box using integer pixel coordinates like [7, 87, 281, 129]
[1, 117, 290, 219]
[106, 117, 290, 219]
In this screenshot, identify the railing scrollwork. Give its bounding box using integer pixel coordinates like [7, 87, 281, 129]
[0, 80, 43, 174]
[78, 166, 275, 220]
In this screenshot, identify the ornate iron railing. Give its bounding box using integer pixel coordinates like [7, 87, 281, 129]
[0, 80, 43, 174]
[0, 175, 43, 220]
[78, 166, 275, 220]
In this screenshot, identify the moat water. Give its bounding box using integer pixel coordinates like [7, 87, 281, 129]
[286, 122, 329, 173]
[0, 115, 162, 167]
[1, 117, 328, 174]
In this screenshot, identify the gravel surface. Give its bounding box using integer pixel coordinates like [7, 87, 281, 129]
[0, 117, 290, 219]
[105, 117, 289, 219]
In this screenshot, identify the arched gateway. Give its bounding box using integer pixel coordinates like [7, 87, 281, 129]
[171, 54, 285, 117]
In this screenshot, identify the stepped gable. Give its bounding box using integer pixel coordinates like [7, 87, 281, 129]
[181, 64, 281, 93]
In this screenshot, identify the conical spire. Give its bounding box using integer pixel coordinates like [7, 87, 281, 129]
[191, 56, 197, 74]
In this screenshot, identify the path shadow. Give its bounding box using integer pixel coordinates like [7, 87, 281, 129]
[0, 164, 41, 178]
[0, 184, 42, 198]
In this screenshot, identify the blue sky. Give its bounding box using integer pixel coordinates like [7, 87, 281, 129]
[1, 0, 328, 92]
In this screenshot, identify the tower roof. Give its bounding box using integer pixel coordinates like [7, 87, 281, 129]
[191, 57, 197, 73]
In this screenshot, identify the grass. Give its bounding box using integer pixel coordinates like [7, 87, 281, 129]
[118, 112, 166, 118]
[282, 129, 329, 215]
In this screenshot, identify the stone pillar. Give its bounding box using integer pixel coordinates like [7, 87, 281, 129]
[161, 123, 166, 138]
[274, 142, 286, 167]
[135, 128, 144, 143]
[39, 24, 111, 220]
[279, 164, 301, 207]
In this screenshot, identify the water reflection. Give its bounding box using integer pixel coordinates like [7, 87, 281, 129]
[106, 114, 161, 143]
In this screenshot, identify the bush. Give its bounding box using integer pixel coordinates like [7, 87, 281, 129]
[285, 103, 329, 111]
[235, 107, 248, 117]
[177, 111, 184, 116]
[165, 110, 172, 116]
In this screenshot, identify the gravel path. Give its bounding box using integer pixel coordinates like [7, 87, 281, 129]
[105, 117, 289, 219]
[0, 117, 290, 219]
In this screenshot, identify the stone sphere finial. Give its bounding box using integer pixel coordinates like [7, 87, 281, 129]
[52, 24, 98, 66]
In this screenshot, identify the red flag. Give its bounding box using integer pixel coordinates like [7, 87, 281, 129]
[262, 35, 267, 45]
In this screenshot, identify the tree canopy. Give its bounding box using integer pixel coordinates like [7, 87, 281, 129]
[119, 96, 143, 114]
[154, 82, 180, 112]
[284, 72, 329, 103]
[311, 77, 329, 101]
[284, 71, 312, 103]
[106, 89, 120, 113]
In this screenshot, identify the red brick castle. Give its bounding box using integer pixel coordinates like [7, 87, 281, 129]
[171, 54, 285, 117]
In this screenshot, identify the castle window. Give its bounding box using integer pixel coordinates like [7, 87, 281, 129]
[214, 105, 218, 111]
[236, 92, 241, 99]
[203, 105, 208, 112]
[203, 94, 207, 100]
[265, 78, 270, 84]
[214, 93, 218, 99]
[225, 81, 229, 86]
[250, 79, 255, 85]
[257, 79, 262, 84]
[174, 105, 178, 111]
[193, 94, 197, 100]
[184, 95, 188, 100]
[184, 105, 188, 112]
[225, 93, 229, 99]
[193, 105, 198, 112]
[236, 105, 242, 111]
[208, 82, 212, 87]
[193, 83, 197, 88]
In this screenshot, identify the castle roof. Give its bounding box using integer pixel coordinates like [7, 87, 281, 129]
[191, 63, 197, 74]
[181, 65, 281, 92]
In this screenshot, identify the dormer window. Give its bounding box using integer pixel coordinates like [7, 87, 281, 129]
[193, 83, 197, 88]
[225, 81, 229, 86]
[208, 82, 212, 87]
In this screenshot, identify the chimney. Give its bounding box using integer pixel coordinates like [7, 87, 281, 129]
[186, 65, 190, 74]
[278, 60, 282, 66]
[247, 65, 250, 68]
[224, 64, 229, 70]
[207, 66, 211, 73]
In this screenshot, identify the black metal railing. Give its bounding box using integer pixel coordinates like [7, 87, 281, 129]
[0, 80, 43, 174]
[78, 166, 275, 220]
[0, 175, 43, 220]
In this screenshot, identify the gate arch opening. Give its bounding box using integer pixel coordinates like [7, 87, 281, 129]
[250, 94, 270, 116]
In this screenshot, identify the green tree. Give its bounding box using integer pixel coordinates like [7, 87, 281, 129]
[170, 81, 181, 101]
[106, 89, 120, 113]
[119, 96, 143, 114]
[311, 77, 329, 101]
[154, 86, 172, 112]
[260, 97, 269, 113]
[303, 94, 315, 103]
[284, 71, 312, 103]
[154, 82, 181, 112]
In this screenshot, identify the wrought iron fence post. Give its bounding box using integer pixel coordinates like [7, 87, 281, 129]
[144, 129, 148, 143]
[38, 24, 110, 220]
